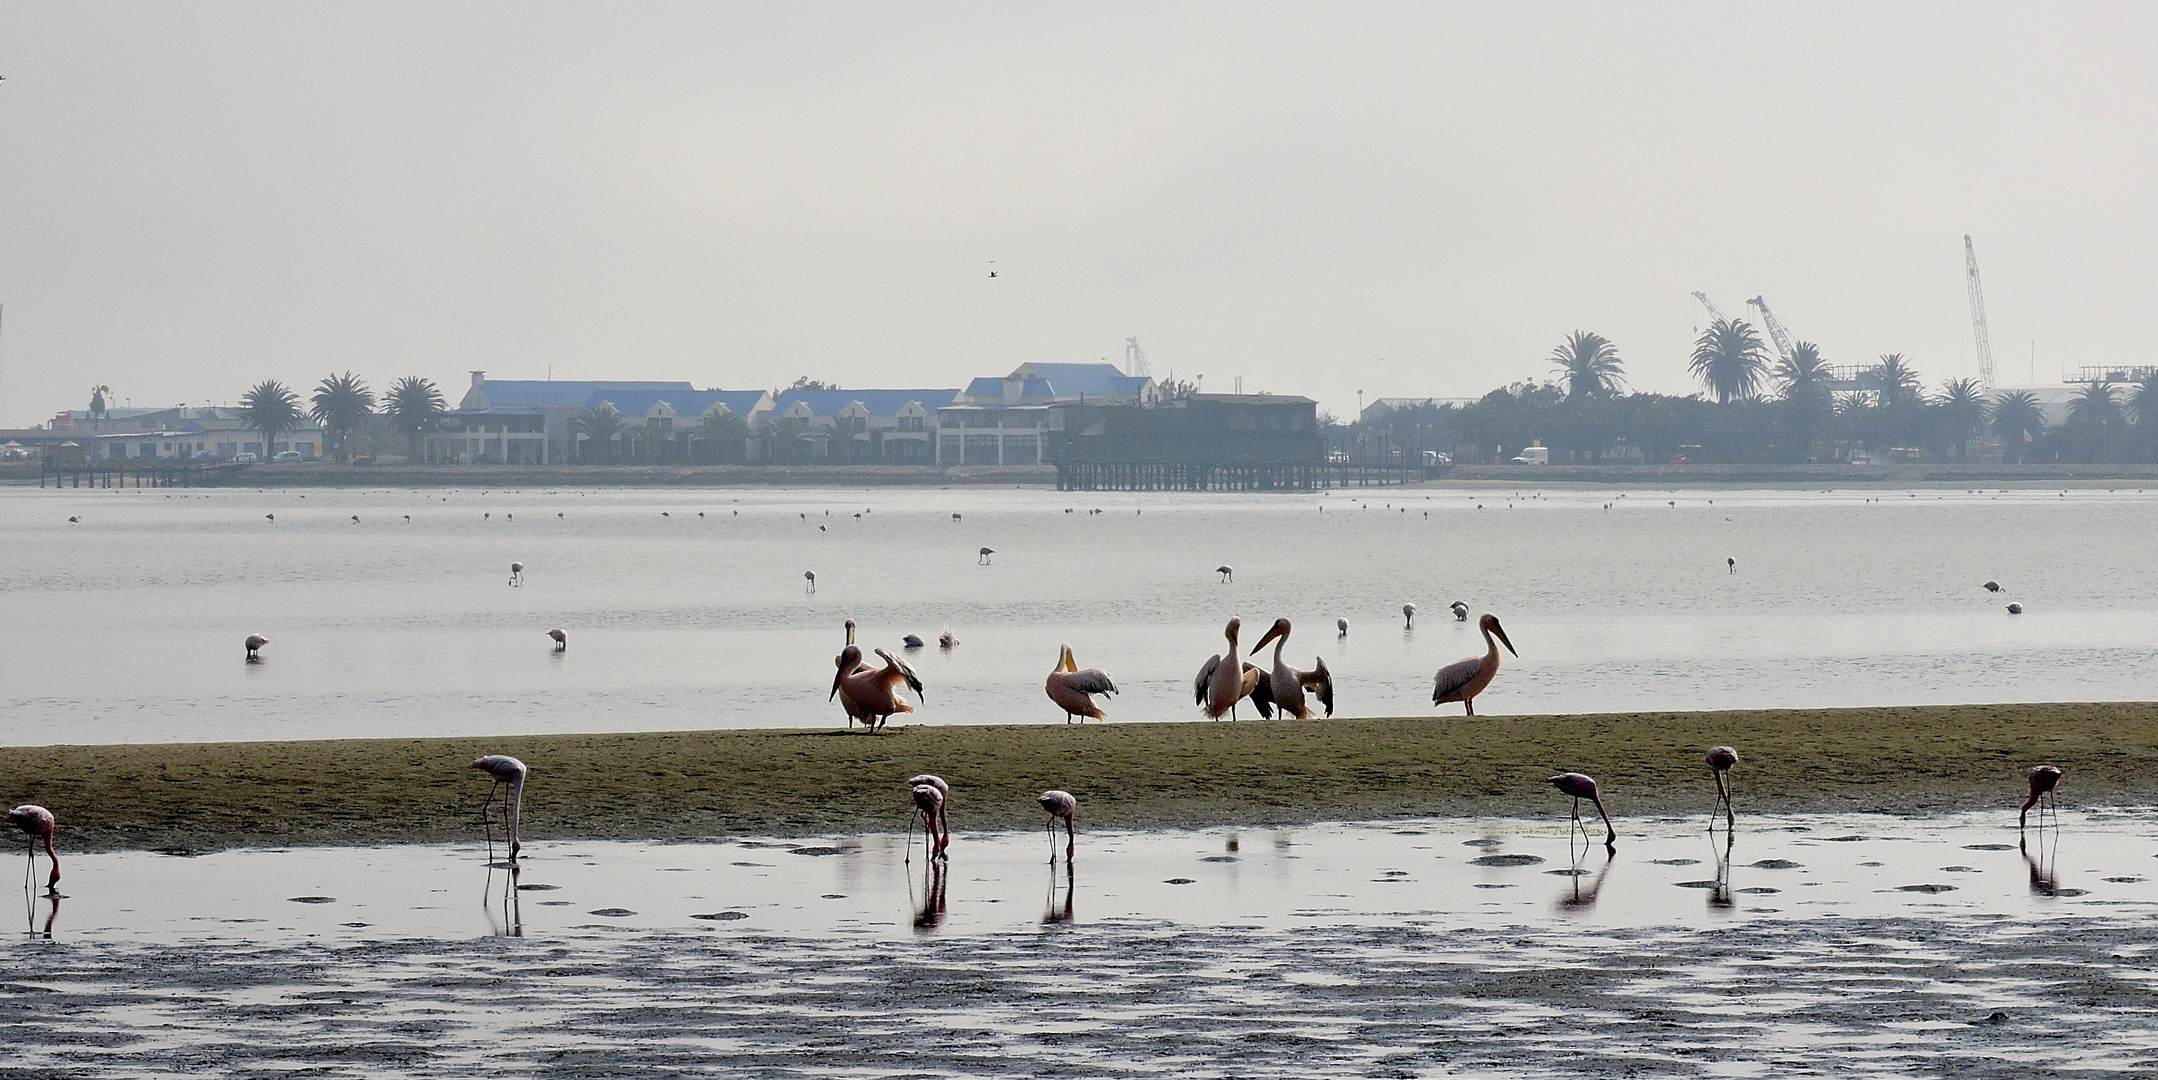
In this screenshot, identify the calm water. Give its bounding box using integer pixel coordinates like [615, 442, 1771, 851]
[2, 484, 2155, 745]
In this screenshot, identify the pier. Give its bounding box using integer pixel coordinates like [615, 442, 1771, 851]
[40, 459, 246, 489]
[1054, 460, 1419, 491]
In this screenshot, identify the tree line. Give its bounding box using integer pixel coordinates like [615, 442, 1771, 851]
[1359, 319, 2158, 465]
[234, 374, 446, 463]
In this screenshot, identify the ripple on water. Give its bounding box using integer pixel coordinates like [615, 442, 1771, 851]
[286, 897, 336, 904]
[1750, 859, 1802, 869]
[1472, 854, 1544, 867]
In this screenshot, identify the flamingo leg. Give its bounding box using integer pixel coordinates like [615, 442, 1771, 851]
[481, 779, 502, 862]
[1046, 817, 1058, 865]
[905, 809, 917, 865]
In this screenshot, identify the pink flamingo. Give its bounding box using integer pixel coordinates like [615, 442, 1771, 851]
[907, 773, 951, 844]
[244, 633, 269, 661]
[1045, 644, 1118, 722]
[6, 805, 59, 894]
[1548, 772, 1615, 850]
[830, 647, 923, 732]
[909, 783, 948, 859]
[470, 755, 527, 861]
[1038, 790, 1076, 863]
[547, 628, 567, 651]
[1431, 613, 1516, 715]
[509, 562, 525, 586]
[2021, 765, 2063, 830]
[1706, 745, 1739, 829]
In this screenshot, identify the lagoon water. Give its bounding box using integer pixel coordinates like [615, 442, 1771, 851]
[3, 484, 2155, 745]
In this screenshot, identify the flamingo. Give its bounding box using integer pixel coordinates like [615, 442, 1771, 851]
[244, 634, 269, 661]
[909, 783, 948, 859]
[470, 755, 528, 862]
[831, 648, 923, 732]
[1706, 745, 1739, 829]
[902, 634, 925, 650]
[1450, 600, 1469, 622]
[1045, 644, 1119, 722]
[1983, 580, 2002, 592]
[2021, 765, 2063, 830]
[1402, 603, 1416, 628]
[547, 628, 567, 651]
[979, 547, 995, 565]
[804, 571, 816, 593]
[1250, 618, 1335, 718]
[6, 805, 59, 894]
[1431, 613, 1517, 716]
[1726, 557, 1736, 574]
[2007, 603, 2023, 614]
[1217, 565, 1234, 583]
[907, 774, 951, 849]
[509, 562, 524, 586]
[1549, 772, 1616, 850]
[1038, 790, 1076, 863]
[1337, 618, 1348, 637]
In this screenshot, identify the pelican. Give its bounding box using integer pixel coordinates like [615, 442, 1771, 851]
[1045, 644, 1119, 722]
[832, 621, 876, 727]
[1250, 618, 1334, 719]
[1450, 600, 1469, 622]
[1431, 613, 1517, 716]
[1217, 565, 1234, 583]
[939, 628, 959, 649]
[1192, 618, 1274, 719]
[1402, 603, 1416, 628]
[830, 647, 923, 732]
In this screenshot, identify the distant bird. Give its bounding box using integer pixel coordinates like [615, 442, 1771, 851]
[819, 525, 826, 532]
[988, 270, 999, 278]
[509, 561, 524, 586]
[1337, 618, 1349, 637]
[804, 571, 816, 593]
[1217, 565, 1234, 583]
[1250, 618, 1334, 719]
[2021, 765, 2063, 830]
[830, 647, 924, 732]
[547, 628, 566, 651]
[265, 513, 274, 521]
[1045, 644, 1119, 722]
[1983, 581, 2002, 593]
[1549, 771, 1616, 850]
[1450, 601, 1469, 622]
[1402, 603, 1416, 628]
[661, 512, 670, 517]
[6, 805, 59, 894]
[952, 512, 962, 521]
[1038, 790, 1077, 863]
[979, 547, 995, 565]
[902, 633, 925, 650]
[939, 628, 959, 649]
[2007, 603, 2023, 614]
[470, 755, 528, 862]
[244, 633, 270, 661]
[1727, 557, 1736, 574]
[910, 782, 948, 859]
[66, 516, 78, 524]
[1706, 745, 1739, 829]
[1431, 613, 1517, 716]
[406, 515, 413, 521]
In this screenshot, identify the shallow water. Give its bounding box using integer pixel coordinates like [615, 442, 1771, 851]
[4, 484, 2156, 744]
[6, 812, 2155, 1076]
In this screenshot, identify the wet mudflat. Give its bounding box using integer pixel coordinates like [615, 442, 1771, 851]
[6, 811, 2157, 1076]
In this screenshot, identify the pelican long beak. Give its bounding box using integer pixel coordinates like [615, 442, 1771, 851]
[1061, 646, 1077, 673]
[1491, 619, 1517, 657]
[1251, 622, 1284, 655]
[829, 666, 845, 701]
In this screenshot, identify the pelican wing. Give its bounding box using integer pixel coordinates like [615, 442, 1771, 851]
[877, 649, 926, 701]
[1431, 655, 1482, 704]
[1062, 668, 1118, 696]
[1244, 663, 1276, 719]
[1301, 657, 1334, 717]
[1194, 655, 1223, 706]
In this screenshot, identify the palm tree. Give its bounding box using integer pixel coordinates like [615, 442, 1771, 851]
[574, 404, 626, 463]
[1775, 342, 1832, 460]
[309, 372, 375, 464]
[382, 376, 446, 462]
[1934, 378, 1986, 461]
[2131, 372, 2158, 428]
[1869, 354, 1922, 408]
[1988, 390, 2045, 464]
[238, 380, 303, 459]
[1688, 318, 1769, 404]
[1549, 331, 1625, 399]
[2068, 381, 2124, 429]
[696, 410, 750, 463]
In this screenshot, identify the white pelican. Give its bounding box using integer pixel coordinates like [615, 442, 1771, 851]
[939, 628, 959, 649]
[1045, 644, 1119, 722]
[830, 646, 923, 732]
[1192, 618, 1273, 719]
[833, 621, 874, 727]
[1431, 613, 1517, 716]
[1249, 618, 1335, 719]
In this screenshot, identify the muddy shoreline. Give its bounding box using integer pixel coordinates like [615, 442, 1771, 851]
[3, 702, 2152, 853]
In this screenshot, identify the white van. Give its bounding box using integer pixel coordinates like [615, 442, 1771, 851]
[1509, 446, 1549, 465]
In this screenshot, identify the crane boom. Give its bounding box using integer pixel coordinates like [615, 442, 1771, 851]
[1745, 296, 1797, 364]
[1964, 235, 1995, 388]
[1690, 291, 1732, 325]
[1123, 336, 1152, 378]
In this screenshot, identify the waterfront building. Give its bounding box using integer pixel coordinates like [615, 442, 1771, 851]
[765, 388, 957, 464]
[937, 363, 1155, 466]
[437, 372, 772, 464]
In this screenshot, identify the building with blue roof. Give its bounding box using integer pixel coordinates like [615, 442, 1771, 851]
[938, 362, 1155, 466]
[767, 388, 958, 464]
[435, 372, 774, 463]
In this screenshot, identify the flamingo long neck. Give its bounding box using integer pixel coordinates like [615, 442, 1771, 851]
[507, 777, 524, 851]
[43, 835, 58, 886]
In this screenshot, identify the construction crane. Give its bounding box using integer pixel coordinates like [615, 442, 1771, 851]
[1745, 296, 1797, 364]
[1123, 337, 1152, 378]
[1964, 235, 1995, 389]
[1690, 291, 1733, 326]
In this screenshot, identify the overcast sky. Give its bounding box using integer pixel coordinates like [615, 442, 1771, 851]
[1, 2, 2152, 426]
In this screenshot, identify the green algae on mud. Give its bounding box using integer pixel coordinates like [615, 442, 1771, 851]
[5, 702, 2154, 853]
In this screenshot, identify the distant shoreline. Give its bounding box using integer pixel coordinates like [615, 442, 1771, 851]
[7, 702, 2149, 854]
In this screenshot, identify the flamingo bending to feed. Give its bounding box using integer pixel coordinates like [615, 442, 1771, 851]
[1250, 618, 1334, 718]
[1045, 644, 1119, 722]
[909, 783, 948, 858]
[830, 647, 924, 732]
[244, 634, 270, 661]
[804, 571, 816, 592]
[1549, 772, 1616, 850]
[979, 547, 995, 565]
[1431, 613, 1516, 716]
[2021, 765, 2063, 830]
[907, 774, 951, 848]
[7, 805, 59, 893]
[1402, 603, 1416, 628]
[547, 628, 567, 651]
[1217, 565, 1234, 583]
[1337, 618, 1348, 637]
[1706, 745, 1739, 829]
[470, 755, 528, 862]
[1450, 601, 1469, 622]
[509, 562, 524, 586]
[1038, 790, 1077, 863]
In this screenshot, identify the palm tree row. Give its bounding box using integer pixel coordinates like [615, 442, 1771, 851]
[237, 374, 447, 462]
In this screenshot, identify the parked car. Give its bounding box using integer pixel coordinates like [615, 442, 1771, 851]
[234, 452, 259, 463]
[272, 450, 304, 463]
[1509, 446, 1549, 465]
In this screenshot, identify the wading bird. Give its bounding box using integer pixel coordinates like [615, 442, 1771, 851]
[1045, 644, 1118, 722]
[1402, 603, 1416, 628]
[909, 782, 948, 859]
[907, 773, 951, 848]
[470, 755, 528, 862]
[1706, 745, 1739, 829]
[547, 628, 566, 651]
[979, 547, 995, 565]
[1431, 614, 1517, 716]
[1250, 619, 1334, 719]
[1983, 580, 2002, 593]
[66, 516, 78, 524]
[265, 513, 274, 522]
[509, 561, 524, 586]
[830, 648, 924, 732]
[244, 634, 270, 661]
[902, 634, 924, 650]
[832, 621, 874, 727]
[939, 629, 959, 649]
[1549, 772, 1616, 850]
[1337, 618, 1349, 637]
[1451, 601, 1469, 622]
[2021, 765, 2063, 830]
[2007, 603, 2023, 614]
[1217, 565, 1234, 583]
[6, 805, 59, 894]
[1727, 557, 1736, 574]
[1038, 790, 1077, 863]
[804, 571, 816, 593]
[1196, 618, 1249, 719]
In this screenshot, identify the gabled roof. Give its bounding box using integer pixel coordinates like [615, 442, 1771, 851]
[774, 388, 958, 416]
[1011, 363, 1151, 400]
[588, 389, 770, 420]
[469, 380, 696, 409]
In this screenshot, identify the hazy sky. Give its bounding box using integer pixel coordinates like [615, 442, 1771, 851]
[2, 2, 2152, 426]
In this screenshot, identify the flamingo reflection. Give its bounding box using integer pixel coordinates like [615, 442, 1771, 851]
[2024, 826, 2062, 896]
[1708, 830, 1736, 911]
[484, 860, 524, 937]
[1042, 861, 1076, 925]
[1553, 849, 1614, 912]
[20, 889, 58, 939]
[911, 857, 948, 933]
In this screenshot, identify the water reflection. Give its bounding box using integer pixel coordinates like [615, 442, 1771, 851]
[2024, 823, 2064, 896]
[911, 858, 947, 933]
[20, 886, 59, 939]
[1042, 862, 1075, 926]
[1708, 830, 1736, 911]
[483, 861, 523, 937]
[1554, 849, 1613, 912]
